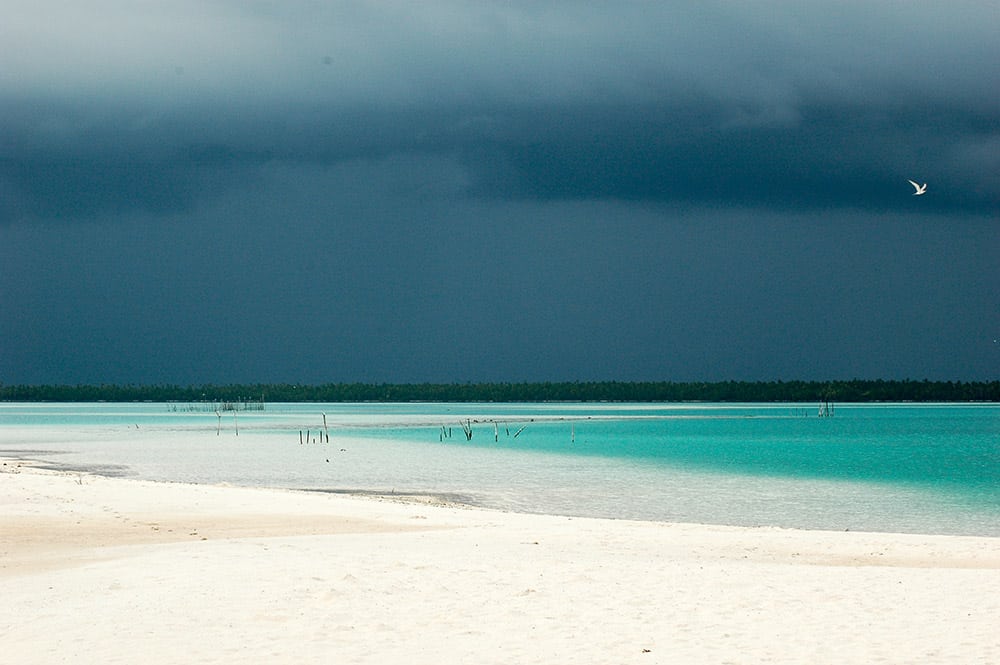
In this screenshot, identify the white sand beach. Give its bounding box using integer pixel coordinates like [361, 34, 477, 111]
[2, 458, 999, 664]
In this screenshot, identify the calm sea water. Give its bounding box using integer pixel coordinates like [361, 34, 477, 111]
[2, 402, 998, 536]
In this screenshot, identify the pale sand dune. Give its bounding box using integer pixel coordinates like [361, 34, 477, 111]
[2, 460, 999, 664]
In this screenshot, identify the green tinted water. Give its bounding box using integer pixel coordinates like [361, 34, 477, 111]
[3, 402, 997, 534]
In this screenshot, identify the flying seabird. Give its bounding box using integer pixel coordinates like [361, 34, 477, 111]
[908, 180, 927, 195]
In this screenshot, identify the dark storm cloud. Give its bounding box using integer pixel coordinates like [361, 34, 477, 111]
[2, 2, 997, 223]
[2, 2, 997, 384]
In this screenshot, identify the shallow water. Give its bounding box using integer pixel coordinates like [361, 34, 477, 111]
[2, 402, 998, 536]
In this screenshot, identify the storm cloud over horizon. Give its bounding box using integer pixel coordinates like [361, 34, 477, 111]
[2, 2, 998, 384]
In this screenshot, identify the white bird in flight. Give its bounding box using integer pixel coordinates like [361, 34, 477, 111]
[908, 180, 927, 195]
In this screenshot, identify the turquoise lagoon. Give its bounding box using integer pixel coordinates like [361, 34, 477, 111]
[2, 402, 998, 536]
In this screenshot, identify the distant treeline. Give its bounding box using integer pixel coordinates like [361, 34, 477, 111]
[2, 380, 998, 403]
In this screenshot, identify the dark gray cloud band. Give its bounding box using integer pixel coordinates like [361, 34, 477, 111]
[3, 2, 997, 223]
[2, 2, 997, 384]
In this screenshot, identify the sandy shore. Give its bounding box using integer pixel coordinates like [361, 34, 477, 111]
[2, 459, 999, 664]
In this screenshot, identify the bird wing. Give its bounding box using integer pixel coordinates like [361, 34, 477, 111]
[908, 180, 920, 190]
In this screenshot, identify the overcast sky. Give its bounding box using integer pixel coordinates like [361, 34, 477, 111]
[2, 2, 998, 385]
